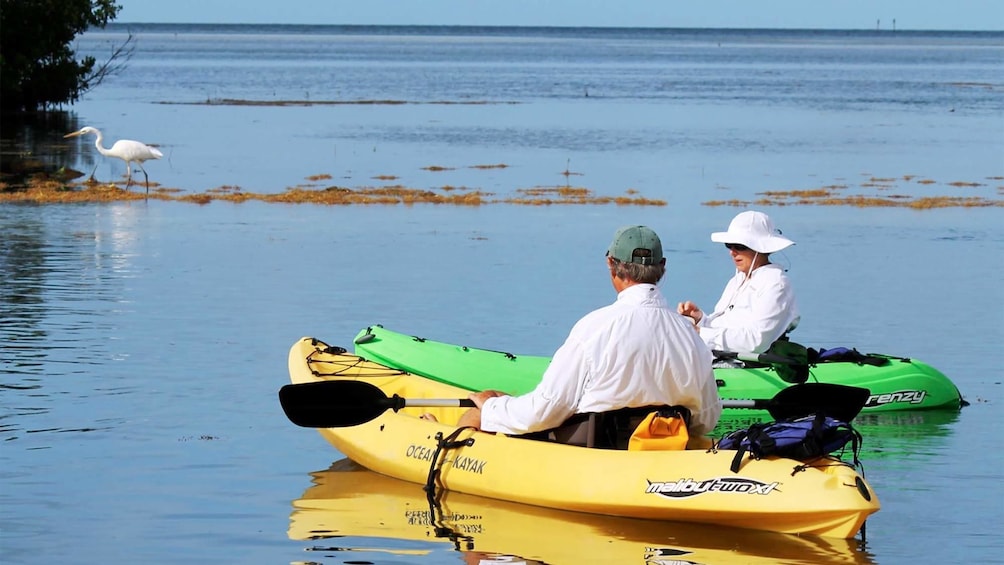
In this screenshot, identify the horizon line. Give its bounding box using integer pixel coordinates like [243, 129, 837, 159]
[107, 22, 1004, 33]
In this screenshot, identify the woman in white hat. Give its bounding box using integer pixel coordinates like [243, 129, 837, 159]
[677, 210, 799, 354]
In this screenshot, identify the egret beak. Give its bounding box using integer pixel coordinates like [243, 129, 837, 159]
[64, 131, 84, 139]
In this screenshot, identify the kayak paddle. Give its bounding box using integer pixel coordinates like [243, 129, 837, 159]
[713, 349, 800, 366]
[714, 342, 810, 384]
[278, 379, 869, 429]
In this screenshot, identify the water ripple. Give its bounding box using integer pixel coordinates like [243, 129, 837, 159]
[1, 205, 143, 439]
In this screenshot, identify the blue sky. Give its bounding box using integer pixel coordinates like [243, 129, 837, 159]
[116, 0, 1002, 30]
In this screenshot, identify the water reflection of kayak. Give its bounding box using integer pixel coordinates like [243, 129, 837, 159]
[852, 411, 961, 460]
[288, 460, 876, 565]
[352, 324, 964, 416]
[715, 410, 960, 461]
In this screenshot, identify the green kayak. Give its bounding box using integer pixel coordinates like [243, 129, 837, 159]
[353, 325, 964, 420]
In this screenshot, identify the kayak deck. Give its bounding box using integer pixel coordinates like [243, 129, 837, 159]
[353, 324, 964, 414]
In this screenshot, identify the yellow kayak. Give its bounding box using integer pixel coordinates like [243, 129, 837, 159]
[289, 460, 876, 565]
[284, 337, 879, 539]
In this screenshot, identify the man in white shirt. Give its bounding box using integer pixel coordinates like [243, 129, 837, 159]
[678, 210, 799, 354]
[456, 225, 721, 438]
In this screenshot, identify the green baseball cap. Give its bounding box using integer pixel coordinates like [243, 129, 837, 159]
[607, 225, 663, 265]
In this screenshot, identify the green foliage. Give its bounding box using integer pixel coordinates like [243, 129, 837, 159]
[1, 0, 121, 112]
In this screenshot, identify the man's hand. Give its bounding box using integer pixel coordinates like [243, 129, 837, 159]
[457, 390, 507, 430]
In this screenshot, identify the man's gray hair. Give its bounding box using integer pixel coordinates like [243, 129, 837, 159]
[609, 258, 665, 284]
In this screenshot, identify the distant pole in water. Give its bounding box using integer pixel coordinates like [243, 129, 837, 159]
[876, 19, 880, 30]
[893, 19, 896, 32]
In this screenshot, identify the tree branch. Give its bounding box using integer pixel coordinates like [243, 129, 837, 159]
[82, 32, 136, 91]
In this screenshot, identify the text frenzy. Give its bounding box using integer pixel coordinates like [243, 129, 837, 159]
[646, 477, 780, 498]
[866, 390, 927, 407]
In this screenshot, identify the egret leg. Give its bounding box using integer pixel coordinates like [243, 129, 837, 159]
[140, 165, 151, 195]
[124, 162, 133, 190]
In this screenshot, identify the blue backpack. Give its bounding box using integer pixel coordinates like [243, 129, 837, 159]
[717, 413, 862, 473]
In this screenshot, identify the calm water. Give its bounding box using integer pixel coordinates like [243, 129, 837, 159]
[46, 24, 1004, 200]
[2, 25, 1003, 565]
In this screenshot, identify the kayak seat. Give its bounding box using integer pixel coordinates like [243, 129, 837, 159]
[516, 405, 691, 450]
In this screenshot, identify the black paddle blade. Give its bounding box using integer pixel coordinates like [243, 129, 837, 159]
[767, 383, 870, 422]
[279, 380, 398, 428]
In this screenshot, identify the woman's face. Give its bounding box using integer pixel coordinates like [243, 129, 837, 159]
[725, 243, 758, 274]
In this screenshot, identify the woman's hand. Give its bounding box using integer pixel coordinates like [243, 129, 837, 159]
[677, 300, 704, 324]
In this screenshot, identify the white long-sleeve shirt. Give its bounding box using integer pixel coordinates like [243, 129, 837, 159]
[480, 284, 721, 437]
[697, 263, 799, 354]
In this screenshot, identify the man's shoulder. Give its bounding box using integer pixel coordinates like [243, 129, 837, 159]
[577, 300, 677, 332]
[572, 301, 621, 328]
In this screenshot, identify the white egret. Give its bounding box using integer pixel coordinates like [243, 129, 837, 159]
[64, 126, 163, 193]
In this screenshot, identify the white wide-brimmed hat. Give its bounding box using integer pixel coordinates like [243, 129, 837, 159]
[710, 210, 794, 254]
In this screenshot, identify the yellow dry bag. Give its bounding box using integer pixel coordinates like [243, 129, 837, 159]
[628, 407, 690, 451]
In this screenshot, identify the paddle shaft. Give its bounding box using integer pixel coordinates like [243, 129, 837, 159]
[279, 380, 869, 428]
[714, 349, 799, 366]
[413, 397, 820, 411]
[404, 398, 476, 408]
[722, 399, 771, 410]
[394, 397, 781, 411]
